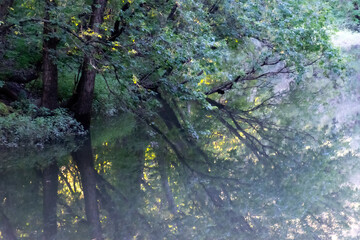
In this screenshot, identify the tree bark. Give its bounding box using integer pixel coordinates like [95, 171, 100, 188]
[72, 135, 103, 240]
[42, 162, 58, 240]
[41, 0, 59, 110]
[70, 0, 107, 128]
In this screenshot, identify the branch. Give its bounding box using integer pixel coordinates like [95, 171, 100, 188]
[167, 3, 179, 21]
[108, 2, 131, 41]
[0, 18, 86, 43]
[143, 116, 249, 184]
[59, 171, 75, 195]
[206, 64, 292, 95]
[216, 113, 266, 164]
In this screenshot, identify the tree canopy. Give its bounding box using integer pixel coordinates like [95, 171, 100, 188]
[0, 0, 341, 149]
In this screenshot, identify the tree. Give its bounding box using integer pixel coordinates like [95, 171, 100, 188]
[68, 0, 107, 128]
[41, 0, 59, 110]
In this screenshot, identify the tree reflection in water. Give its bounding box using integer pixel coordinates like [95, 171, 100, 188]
[72, 134, 103, 240]
[42, 161, 58, 240]
[0, 115, 360, 239]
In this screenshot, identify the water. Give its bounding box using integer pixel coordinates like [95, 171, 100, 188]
[1, 114, 360, 240]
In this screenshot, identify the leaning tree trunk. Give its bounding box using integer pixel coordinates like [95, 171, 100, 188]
[70, 56, 96, 128]
[41, 0, 59, 110]
[70, 0, 107, 128]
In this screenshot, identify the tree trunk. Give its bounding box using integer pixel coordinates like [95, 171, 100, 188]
[42, 162, 58, 240]
[70, 0, 107, 128]
[0, 0, 14, 22]
[0, 0, 14, 69]
[72, 135, 103, 240]
[70, 56, 96, 128]
[41, 0, 58, 110]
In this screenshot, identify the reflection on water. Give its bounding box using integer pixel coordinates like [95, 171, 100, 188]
[1, 115, 360, 240]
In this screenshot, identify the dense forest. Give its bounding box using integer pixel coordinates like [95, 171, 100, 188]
[2, 0, 360, 239]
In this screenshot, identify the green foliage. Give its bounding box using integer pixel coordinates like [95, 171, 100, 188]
[0, 102, 10, 115]
[0, 103, 85, 148]
[90, 113, 137, 147]
[328, 0, 360, 30]
[1, 0, 341, 117]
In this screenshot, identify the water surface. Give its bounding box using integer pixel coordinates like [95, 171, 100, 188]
[1, 115, 360, 240]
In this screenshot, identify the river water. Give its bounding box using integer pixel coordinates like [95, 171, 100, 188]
[0, 113, 360, 240]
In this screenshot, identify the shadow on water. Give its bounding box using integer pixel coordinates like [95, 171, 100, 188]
[1, 114, 360, 239]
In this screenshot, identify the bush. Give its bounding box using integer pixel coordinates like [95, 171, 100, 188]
[0, 105, 86, 148]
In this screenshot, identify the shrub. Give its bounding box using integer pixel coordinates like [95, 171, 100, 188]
[0, 105, 86, 148]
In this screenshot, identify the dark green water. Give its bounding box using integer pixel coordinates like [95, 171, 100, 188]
[1, 115, 360, 240]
